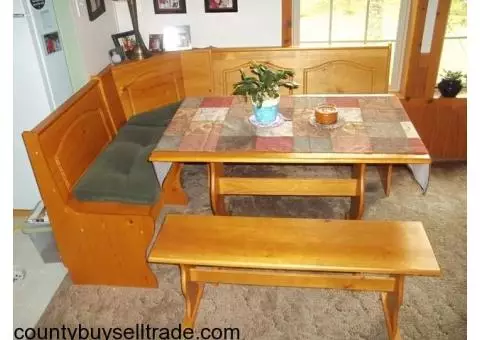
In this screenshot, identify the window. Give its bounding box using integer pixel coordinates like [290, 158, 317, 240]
[437, 0, 467, 86]
[293, 0, 411, 91]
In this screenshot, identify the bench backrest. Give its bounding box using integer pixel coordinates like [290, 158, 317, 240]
[22, 78, 125, 204]
[149, 215, 441, 277]
[108, 46, 391, 117]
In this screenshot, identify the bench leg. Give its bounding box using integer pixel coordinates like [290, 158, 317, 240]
[208, 163, 228, 215]
[377, 164, 393, 197]
[348, 163, 366, 220]
[163, 163, 189, 206]
[381, 275, 404, 340]
[180, 265, 205, 328]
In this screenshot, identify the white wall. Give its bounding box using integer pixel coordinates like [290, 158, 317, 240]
[69, 0, 118, 76]
[114, 0, 282, 48]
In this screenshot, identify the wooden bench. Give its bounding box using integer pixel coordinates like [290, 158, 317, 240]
[148, 214, 441, 339]
[22, 76, 188, 287]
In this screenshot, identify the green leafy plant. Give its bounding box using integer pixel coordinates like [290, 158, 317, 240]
[232, 62, 299, 108]
[440, 69, 467, 85]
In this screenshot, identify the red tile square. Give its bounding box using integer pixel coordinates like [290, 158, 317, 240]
[179, 135, 209, 151]
[326, 97, 360, 108]
[331, 135, 372, 153]
[200, 97, 234, 108]
[255, 137, 293, 152]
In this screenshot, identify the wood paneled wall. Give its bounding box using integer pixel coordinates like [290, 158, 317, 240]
[402, 98, 467, 161]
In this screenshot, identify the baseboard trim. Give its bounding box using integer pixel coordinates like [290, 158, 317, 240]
[13, 209, 31, 217]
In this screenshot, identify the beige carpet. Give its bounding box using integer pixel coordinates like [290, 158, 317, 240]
[35, 163, 466, 340]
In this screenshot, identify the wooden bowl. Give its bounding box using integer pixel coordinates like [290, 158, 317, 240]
[315, 104, 338, 125]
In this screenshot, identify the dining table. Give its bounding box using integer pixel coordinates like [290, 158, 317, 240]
[149, 94, 431, 219]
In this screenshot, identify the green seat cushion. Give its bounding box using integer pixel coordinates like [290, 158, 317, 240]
[73, 102, 183, 205]
[73, 141, 160, 204]
[126, 101, 182, 127]
[114, 124, 166, 147]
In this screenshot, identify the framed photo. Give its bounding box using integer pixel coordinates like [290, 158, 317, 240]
[43, 32, 62, 55]
[111, 30, 137, 59]
[204, 0, 238, 12]
[149, 34, 164, 52]
[86, 0, 106, 21]
[154, 0, 187, 14]
[163, 25, 192, 51]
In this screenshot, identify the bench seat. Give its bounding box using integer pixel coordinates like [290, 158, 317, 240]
[148, 214, 441, 339]
[73, 102, 181, 205]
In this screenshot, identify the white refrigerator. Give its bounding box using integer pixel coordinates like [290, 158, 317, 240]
[13, 0, 73, 209]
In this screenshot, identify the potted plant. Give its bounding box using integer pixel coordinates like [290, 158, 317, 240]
[232, 62, 299, 124]
[437, 70, 466, 98]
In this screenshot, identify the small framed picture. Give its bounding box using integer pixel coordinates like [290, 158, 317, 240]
[86, 0, 106, 21]
[43, 32, 62, 55]
[163, 25, 192, 51]
[204, 0, 238, 13]
[149, 34, 164, 52]
[111, 30, 137, 59]
[154, 0, 187, 14]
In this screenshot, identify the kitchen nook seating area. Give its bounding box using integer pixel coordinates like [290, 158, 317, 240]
[23, 45, 396, 287]
[22, 45, 440, 338]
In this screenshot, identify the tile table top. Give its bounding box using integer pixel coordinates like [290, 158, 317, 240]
[151, 95, 430, 164]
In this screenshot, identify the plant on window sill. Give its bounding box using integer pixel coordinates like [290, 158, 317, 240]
[437, 70, 467, 98]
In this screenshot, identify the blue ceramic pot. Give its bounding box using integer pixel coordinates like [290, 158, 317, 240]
[252, 98, 280, 124]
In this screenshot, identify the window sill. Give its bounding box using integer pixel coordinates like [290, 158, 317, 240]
[433, 88, 467, 99]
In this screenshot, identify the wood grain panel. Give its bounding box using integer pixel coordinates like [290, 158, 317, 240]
[209, 46, 391, 95]
[96, 66, 127, 132]
[191, 267, 396, 292]
[304, 60, 375, 94]
[111, 52, 185, 118]
[34, 81, 114, 201]
[217, 178, 358, 196]
[150, 214, 441, 276]
[282, 0, 292, 47]
[54, 109, 111, 191]
[181, 50, 213, 96]
[402, 98, 467, 161]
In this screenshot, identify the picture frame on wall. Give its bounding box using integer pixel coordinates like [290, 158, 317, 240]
[111, 30, 137, 59]
[154, 0, 187, 14]
[86, 0, 106, 21]
[204, 0, 238, 13]
[149, 34, 164, 52]
[163, 25, 192, 51]
[43, 32, 62, 55]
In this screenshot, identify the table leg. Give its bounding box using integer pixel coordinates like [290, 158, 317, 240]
[348, 164, 365, 220]
[162, 163, 189, 206]
[180, 265, 204, 329]
[208, 163, 228, 215]
[381, 275, 404, 340]
[377, 164, 393, 197]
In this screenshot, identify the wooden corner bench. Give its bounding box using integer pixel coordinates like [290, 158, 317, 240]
[148, 214, 441, 339]
[22, 76, 188, 287]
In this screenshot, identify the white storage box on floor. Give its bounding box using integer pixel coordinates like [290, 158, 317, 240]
[21, 202, 61, 264]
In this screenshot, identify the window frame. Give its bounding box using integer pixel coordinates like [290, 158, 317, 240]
[291, 0, 411, 92]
